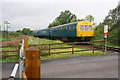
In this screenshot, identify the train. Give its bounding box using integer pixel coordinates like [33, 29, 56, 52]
[33, 21, 94, 42]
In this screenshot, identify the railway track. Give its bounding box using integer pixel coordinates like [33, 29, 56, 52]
[94, 45, 120, 52]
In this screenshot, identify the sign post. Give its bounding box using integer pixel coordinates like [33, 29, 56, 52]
[104, 25, 108, 52]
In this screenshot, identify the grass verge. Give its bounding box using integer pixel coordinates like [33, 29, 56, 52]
[41, 51, 112, 60]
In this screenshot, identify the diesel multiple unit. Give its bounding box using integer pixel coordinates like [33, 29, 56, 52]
[33, 21, 94, 42]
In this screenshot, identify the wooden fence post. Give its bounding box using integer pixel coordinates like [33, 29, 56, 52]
[72, 45, 74, 54]
[92, 37, 94, 53]
[25, 47, 40, 79]
[24, 39, 28, 51]
[48, 44, 51, 54]
[24, 39, 28, 66]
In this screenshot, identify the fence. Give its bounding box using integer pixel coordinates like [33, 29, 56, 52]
[0, 45, 20, 58]
[1, 40, 105, 60]
[29, 41, 104, 55]
[1, 39, 105, 79]
[1, 39, 40, 79]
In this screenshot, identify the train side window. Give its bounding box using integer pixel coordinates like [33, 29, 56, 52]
[80, 25, 84, 31]
[66, 27, 68, 31]
[63, 28, 65, 31]
[61, 28, 63, 31]
[72, 26, 75, 30]
[66, 27, 69, 31]
[70, 26, 74, 31]
[60, 28, 62, 31]
[62, 28, 64, 31]
[71, 26, 73, 31]
[68, 27, 71, 31]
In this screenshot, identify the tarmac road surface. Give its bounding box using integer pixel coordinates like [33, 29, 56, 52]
[2, 53, 118, 79]
[41, 53, 118, 78]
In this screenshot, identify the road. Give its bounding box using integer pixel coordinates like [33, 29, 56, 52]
[1, 53, 118, 79]
[2, 62, 19, 78]
[41, 53, 118, 78]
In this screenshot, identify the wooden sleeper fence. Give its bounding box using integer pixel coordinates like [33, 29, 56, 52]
[1, 41, 105, 58]
[28, 41, 104, 55]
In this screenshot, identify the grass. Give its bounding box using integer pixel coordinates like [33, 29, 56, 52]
[28, 36, 112, 60]
[1, 35, 22, 62]
[41, 51, 112, 60]
[1, 56, 19, 62]
[1, 46, 20, 62]
[28, 36, 62, 44]
[91, 39, 120, 48]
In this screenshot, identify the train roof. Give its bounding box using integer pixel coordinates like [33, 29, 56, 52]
[50, 21, 80, 29]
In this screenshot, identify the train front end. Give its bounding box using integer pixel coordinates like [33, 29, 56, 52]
[76, 21, 94, 41]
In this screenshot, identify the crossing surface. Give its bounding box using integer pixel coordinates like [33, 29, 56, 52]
[2, 53, 118, 78]
[41, 53, 118, 78]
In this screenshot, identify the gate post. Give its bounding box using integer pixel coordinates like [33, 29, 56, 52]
[24, 39, 28, 66]
[92, 37, 94, 53]
[25, 47, 40, 79]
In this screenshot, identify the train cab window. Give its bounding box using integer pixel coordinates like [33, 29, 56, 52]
[85, 26, 89, 31]
[89, 26, 92, 31]
[80, 25, 84, 31]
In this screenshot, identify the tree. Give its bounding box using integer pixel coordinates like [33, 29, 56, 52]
[48, 10, 78, 28]
[22, 28, 33, 35]
[103, 5, 119, 30]
[48, 19, 61, 28]
[94, 23, 104, 40]
[82, 15, 96, 26]
[85, 15, 94, 22]
[95, 5, 120, 45]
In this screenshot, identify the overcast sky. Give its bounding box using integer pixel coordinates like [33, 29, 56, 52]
[1, 0, 119, 31]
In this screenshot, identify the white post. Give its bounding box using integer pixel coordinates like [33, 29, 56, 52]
[104, 36, 107, 52]
[19, 39, 24, 79]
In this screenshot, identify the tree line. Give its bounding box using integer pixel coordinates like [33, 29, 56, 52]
[8, 28, 33, 36]
[48, 10, 94, 28]
[95, 4, 120, 45]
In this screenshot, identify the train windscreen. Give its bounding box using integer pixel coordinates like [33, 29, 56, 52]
[80, 25, 84, 31]
[80, 25, 92, 31]
[89, 26, 92, 31]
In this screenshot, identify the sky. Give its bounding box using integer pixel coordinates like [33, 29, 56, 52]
[1, 0, 120, 31]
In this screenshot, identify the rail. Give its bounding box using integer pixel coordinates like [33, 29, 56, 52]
[94, 45, 120, 52]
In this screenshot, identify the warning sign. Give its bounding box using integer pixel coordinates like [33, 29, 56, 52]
[104, 25, 108, 36]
